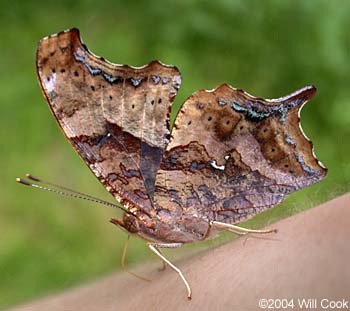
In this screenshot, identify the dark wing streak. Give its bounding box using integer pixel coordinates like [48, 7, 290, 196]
[98, 77, 149, 197]
[139, 73, 151, 202]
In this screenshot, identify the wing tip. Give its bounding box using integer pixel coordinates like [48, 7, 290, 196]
[38, 27, 80, 43]
[267, 85, 317, 103]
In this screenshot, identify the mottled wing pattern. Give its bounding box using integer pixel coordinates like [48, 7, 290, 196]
[36, 28, 181, 215]
[154, 84, 327, 224]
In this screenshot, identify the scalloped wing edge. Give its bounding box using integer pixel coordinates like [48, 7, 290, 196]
[38, 28, 182, 73]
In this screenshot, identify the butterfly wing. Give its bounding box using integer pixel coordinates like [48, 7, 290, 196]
[154, 84, 327, 224]
[36, 29, 181, 214]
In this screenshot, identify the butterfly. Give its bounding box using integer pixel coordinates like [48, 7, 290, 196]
[20, 28, 327, 299]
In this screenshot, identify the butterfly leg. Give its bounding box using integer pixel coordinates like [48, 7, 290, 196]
[120, 234, 151, 282]
[110, 217, 151, 281]
[210, 221, 277, 235]
[148, 242, 192, 299]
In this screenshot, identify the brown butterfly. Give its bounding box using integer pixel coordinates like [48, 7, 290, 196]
[18, 28, 327, 299]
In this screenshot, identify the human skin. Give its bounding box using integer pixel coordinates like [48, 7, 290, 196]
[10, 194, 350, 311]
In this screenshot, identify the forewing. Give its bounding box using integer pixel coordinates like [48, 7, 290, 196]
[36, 29, 181, 213]
[154, 84, 327, 224]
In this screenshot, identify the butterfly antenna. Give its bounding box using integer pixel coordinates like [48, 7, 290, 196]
[25, 173, 105, 201]
[16, 174, 132, 215]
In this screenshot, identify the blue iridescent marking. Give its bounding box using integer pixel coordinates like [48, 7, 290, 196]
[218, 98, 227, 106]
[152, 75, 161, 84]
[74, 54, 85, 62]
[296, 155, 318, 174]
[246, 109, 270, 121]
[74, 53, 123, 84]
[231, 101, 270, 122]
[131, 78, 143, 87]
[49, 90, 56, 100]
[285, 135, 295, 145]
[103, 73, 123, 83]
[85, 63, 102, 75]
[230, 101, 247, 113]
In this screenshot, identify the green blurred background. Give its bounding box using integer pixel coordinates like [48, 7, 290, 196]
[1, 0, 349, 308]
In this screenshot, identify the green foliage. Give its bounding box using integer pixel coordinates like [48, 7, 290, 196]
[0, 0, 349, 308]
